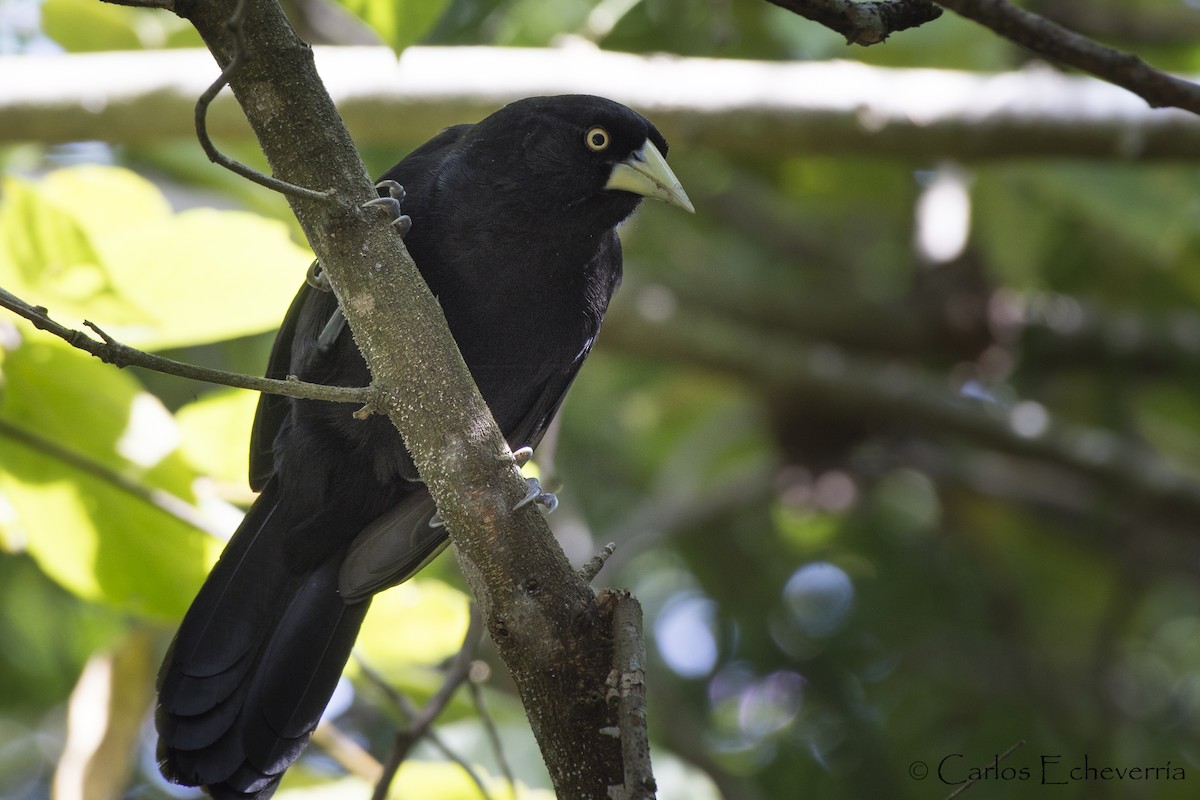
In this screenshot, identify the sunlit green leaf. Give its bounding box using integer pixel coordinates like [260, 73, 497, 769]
[0, 340, 222, 619]
[1, 166, 310, 350]
[100, 206, 310, 348]
[334, 0, 452, 53]
[175, 388, 259, 489]
[40, 0, 142, 52]
[353, 577, 470, 673]
[0, 174, 155, 327]
[41, 0, 201, 51]
[490, 0, 593, 46]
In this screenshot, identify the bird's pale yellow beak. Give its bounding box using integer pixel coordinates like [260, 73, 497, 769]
[605, 140, 695, 214]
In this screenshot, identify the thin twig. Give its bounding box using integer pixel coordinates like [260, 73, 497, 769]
[933, 0, 1200, 114]
[310, 722, 383, 784]
[0, 286, 376, 407]
[468, 676, 516, 797]
[354, 659, 493, 800]
[0, 418, 225, 537]
[194, 0, 331, 201]
[578, 542, 617, 583]
[944, 740, 1026, 798]
[371, 606, 486, 800]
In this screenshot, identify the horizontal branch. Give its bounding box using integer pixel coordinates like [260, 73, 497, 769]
[0, 286, 375, 406]
[601, 300, 1200, 518]
[4, 46, 1200, 159]
[1030, 0, 1200, 47]
[934, 0, 1200, 115]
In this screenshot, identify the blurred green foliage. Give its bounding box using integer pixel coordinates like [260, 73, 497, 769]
[4, 0, 1200, 799]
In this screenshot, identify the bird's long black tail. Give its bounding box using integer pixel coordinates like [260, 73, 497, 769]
[156, 478, 369, 800]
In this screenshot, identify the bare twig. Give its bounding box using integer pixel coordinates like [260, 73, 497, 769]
[944, 740, 1026, 798]
[764, 0, 942, 44]
[933, 0, 1200, 115]
[310, 722, 383, 784]
[194, 0, 331, 201]
[371, 606, 486, 800]
[0, 419, 224, 537]
[605, 592, 655, 800]
[579, 543, 617, 583]
[0, 286, 376, 407]
[467, 677, 515, 797]
[353, 659, 490, 797]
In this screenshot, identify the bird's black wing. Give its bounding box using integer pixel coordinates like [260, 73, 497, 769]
[247, 282, 312, 490]
[247, 123, 473, 491]
[337, 232, 623, 601]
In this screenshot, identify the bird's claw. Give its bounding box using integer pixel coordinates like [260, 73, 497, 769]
[428, 511, 446, 529]
[514, 477, 558, 514]
[306, 261, 332, 292]
[376, 179, 406, 204]
[512, 446, 534, 467]
[363, 180, 412, 236]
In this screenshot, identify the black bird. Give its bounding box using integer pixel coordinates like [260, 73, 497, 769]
[156, 94, 692, 799]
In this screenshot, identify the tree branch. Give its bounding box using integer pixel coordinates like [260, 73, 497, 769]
[191, 0, 331, 201]
[602, 301, 1200, 519]
[606, 592, 655, 800]
[0, 286, 375, 406]
[1029, 0, 1200, 47]
[933, 0, 1200, 115]
[5, 47, 1200, 160]
[763, 0, 942, 45]
[166, 1, 633, 795]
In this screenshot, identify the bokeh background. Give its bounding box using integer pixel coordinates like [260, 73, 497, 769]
[4, 0, 1200, 798]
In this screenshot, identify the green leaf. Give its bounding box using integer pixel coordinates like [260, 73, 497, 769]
[0, 166, 311, 349]
[353, 577, 470, 673]
[334, 0, 452, 52]
[0, 341, 223, 619]
[40, 0, 142, 52]
[490, 0, 593, 46]
[98, 206, 310, 349]
[41, 0, 202, 51]
[0, 174, 156, 328]
[175, 388, 260, 489]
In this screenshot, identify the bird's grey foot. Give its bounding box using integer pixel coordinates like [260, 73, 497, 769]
[316, 307, 347, 353]
[306, 260, 332, 292]
[514, 477, 558, 513]
[363, 180, 412, 236]
[512, 446, 534, 467]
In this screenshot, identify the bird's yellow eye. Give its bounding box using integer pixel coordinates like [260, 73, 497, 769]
[585, 126, 610, 152]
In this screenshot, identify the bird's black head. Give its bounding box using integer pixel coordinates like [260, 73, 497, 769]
[458, 94, 693, 232]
